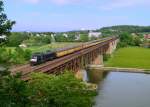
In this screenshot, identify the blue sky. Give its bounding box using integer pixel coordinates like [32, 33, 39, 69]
[4, 0, 150, 32]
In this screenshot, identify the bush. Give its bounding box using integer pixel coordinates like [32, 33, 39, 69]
[118, 32, 142, 48]
[0, 73, 29, 107]
[28, 72, 96, 107]
[0, 71, 96, 107]
[23, 49, 32, 60]
[7, 32, 29, 47]
[103, 54, 111, 61]
[23, 35, 51, 47]
[0, 47, 32, 65]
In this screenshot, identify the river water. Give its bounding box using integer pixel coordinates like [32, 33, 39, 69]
[86, 70, 150, 107]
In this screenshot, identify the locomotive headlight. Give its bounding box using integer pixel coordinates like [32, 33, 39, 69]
[30, 58, 37, 62]
[30, 57, 37, 62]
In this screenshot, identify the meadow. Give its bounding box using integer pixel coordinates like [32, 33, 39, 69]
[105, 47, 150, 69]
[27, 42, 81, 53]
[7, 42, 81, 53]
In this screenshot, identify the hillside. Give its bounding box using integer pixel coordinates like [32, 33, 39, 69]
[98, 25, 150, 35]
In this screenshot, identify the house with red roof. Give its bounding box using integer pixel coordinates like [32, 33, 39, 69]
[144, 34, 150, 40]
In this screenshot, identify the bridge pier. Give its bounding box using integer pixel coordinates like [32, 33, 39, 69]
[106, 39, 119, 54]
[75, 69, 84, 80]
[92, 54, 103, 65]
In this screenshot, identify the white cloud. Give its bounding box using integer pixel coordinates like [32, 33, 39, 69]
[100, 0, 150, 10]
[21, 0, 150, 8]
[23, 0, 40, 4]
[22, 0, 91, 5]
[51, 0, 92, 5]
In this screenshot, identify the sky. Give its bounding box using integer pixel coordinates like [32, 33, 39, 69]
[4, 0, 150, 32]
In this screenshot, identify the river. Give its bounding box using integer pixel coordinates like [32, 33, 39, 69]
[86, 70, 150, 107]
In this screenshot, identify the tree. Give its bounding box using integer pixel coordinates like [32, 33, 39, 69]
[80, 34, 89, 42]
[0, 71, 96, 107]
[117, 32, 134, 48]
[133, 36, 142, 46]
[0, 70, 29, 107]
[55, 34, 68, 42]
[28, 72, 96, 107]
[7, 32, 28, 47]
[67, 33, 76, 42]
[0, 1, 15, 36]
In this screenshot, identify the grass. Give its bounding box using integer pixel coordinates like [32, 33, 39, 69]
[27, 42, 81, 53]
[6, 42, 81, 53]
[105, 47, 150, 69]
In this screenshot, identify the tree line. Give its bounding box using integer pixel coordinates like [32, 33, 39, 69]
[98, 25, 150, 36]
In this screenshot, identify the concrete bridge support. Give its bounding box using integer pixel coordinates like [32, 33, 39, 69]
[106, 39, 119, 54]
[92, 54, 103, 65]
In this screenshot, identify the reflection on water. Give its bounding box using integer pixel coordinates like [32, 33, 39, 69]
[86, 69, 109, 84]
[86, 71, 150, 107]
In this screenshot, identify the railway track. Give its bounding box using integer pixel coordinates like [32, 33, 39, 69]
[11, 37, 117, 80]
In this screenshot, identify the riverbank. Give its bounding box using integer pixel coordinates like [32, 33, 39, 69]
[105, 47, 150, 69]
[88, 65, 150, 74]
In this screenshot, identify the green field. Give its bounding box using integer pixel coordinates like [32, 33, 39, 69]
[27, 42, 81, 53]
[105, 47, 150, 69]
[7, 42, 81, 53]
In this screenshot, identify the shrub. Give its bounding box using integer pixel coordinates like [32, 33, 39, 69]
[0, 47, 32, 65]
[0, 71, 96, 107]
[103, 54, 111, 61]
[28, 72, 96, 107]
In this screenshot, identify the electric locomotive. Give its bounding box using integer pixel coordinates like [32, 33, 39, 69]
[30, 51, 56, 66]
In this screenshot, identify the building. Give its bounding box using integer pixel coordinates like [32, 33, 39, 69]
[63, 33, 68, 38]
[0, 35, 7, 43]
[0, 35, 6, 39]
[88, 31, 101, 38]
[144, 34, 150, 40]
[19, 44, 27, 48]
[75, 33, 80, 41]
[36, 34, 41, 37]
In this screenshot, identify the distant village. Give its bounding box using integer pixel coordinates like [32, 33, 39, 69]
[0, 30, 102, 43]
[1, 30, 150, 48]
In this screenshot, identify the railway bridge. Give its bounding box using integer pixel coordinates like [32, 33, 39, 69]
[11, 37, 119, 80]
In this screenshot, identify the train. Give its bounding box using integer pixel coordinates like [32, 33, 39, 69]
[30, 37, 114, 66]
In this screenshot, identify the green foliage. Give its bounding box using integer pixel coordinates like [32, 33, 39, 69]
[24, 49, 32, 60]
[23, 35, 51, 46]
[0, 47, 31, 65]
[103, 54, 111, 61]
[28, 72, 96, 107]
[117, 32, 142, 48]
[80, 34, 89, 42]
[0, 48, 11, 64]
[55, 34, 68, 42]
[0, 1, 15, 37]
[67, 33, 76, 42]
[100, 25, 150, 35]
[0, 72, 29, 107]
[132, 36, 142, 46]
[7, 32, 29, 47]
[0, 71, 96, 107]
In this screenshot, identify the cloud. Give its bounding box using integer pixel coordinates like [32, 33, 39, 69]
[22, 0, 91, 5]
[21, 0, 150, 8]
[51, 0, 76, 5]
[23, 0, 40, 4]
[100, 0, 150, 10]
[51, 0, 92, 5]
